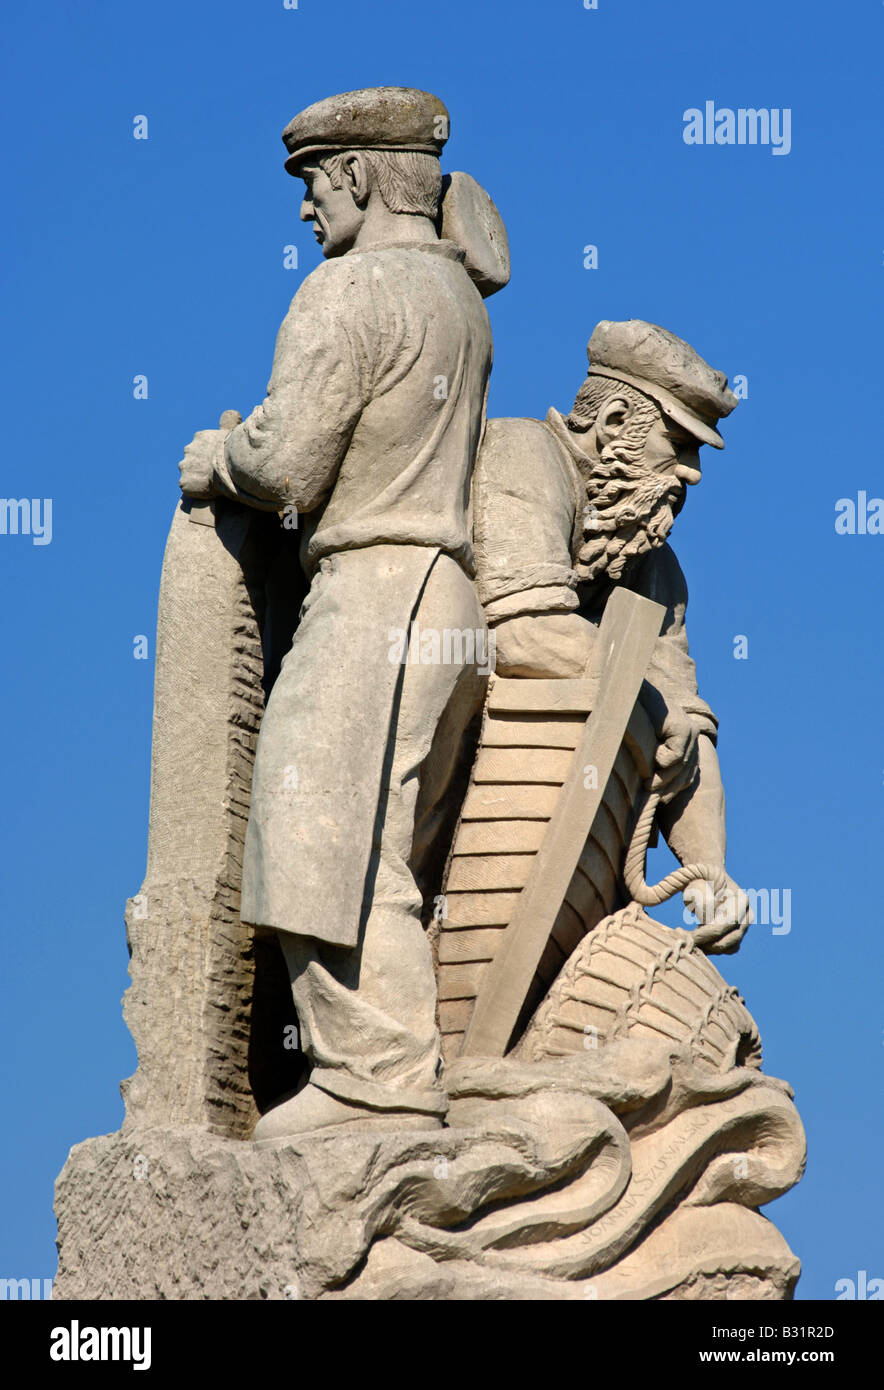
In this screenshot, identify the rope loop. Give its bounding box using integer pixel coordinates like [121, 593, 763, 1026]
[624, 788, 727, 908]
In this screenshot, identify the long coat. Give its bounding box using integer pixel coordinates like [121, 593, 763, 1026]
[214, 239, 493, 945]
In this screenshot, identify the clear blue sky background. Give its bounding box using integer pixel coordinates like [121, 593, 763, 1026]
[1, 0, 881, 1301]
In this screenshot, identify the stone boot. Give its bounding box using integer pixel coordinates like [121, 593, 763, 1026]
[253, 1082, 444, 1145]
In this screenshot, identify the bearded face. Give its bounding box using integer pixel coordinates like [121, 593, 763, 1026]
[566, 385, 698, 584]
[576, 451, 685, 583]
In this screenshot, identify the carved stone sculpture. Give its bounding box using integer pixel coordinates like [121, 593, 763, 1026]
[53, 88, 804, 1301]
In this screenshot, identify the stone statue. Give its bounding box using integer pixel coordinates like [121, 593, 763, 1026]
[54, 88, 805, 1302]
[178, 86, 494, 1141]
[473, 319, 752, 958]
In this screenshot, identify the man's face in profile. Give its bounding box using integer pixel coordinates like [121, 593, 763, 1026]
[298, 160, 364, 259]
[642, 413, 703, 489]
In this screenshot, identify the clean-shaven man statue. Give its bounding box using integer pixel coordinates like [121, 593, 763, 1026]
[178, 89, 493, 1139]
[473, 320, 751, 952]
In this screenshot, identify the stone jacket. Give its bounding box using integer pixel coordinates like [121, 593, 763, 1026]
[215, 238, 492, 577]
[473, 411, 717, 741]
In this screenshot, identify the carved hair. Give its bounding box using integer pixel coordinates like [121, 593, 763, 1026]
[565, 377, 683, 584]
[566, 376, 659, 453]
[319, 149, 442, 218]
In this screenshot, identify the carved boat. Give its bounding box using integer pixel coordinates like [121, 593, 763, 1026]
[436, 673, 658, 1061]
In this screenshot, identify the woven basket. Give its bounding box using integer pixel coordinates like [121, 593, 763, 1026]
[515, 903, 762, 1072]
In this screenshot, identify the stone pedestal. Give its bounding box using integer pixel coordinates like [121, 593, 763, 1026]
[54, 1118, 799, 1301]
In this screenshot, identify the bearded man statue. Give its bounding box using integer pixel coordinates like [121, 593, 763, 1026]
[472, 319, 751, 952]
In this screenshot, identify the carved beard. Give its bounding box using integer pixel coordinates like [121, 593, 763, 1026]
[575, 441, 685, 585]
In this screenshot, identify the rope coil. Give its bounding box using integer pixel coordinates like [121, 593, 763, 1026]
[624, 789, 728, 949]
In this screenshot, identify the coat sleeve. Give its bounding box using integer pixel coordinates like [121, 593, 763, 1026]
[215, 261, 375, 513]
[473, 418, 582, 622]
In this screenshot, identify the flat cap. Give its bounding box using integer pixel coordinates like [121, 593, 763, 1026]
[586, 320, 738, 448]
[282, 87, 449, 176]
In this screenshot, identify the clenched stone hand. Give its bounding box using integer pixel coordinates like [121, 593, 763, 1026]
[178, 429, 225, 500]
[684, 873, 753, 954]
[651, 705, 699, 804]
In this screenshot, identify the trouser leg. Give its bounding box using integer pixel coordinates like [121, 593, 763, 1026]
[279, 554, 487, 1115]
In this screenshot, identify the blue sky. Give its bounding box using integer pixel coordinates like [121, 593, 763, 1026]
[1, 0, 881, 1300]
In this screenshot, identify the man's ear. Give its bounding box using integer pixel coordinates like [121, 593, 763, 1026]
[595, 395, 632, 448]
[341, 152, 372, 207]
